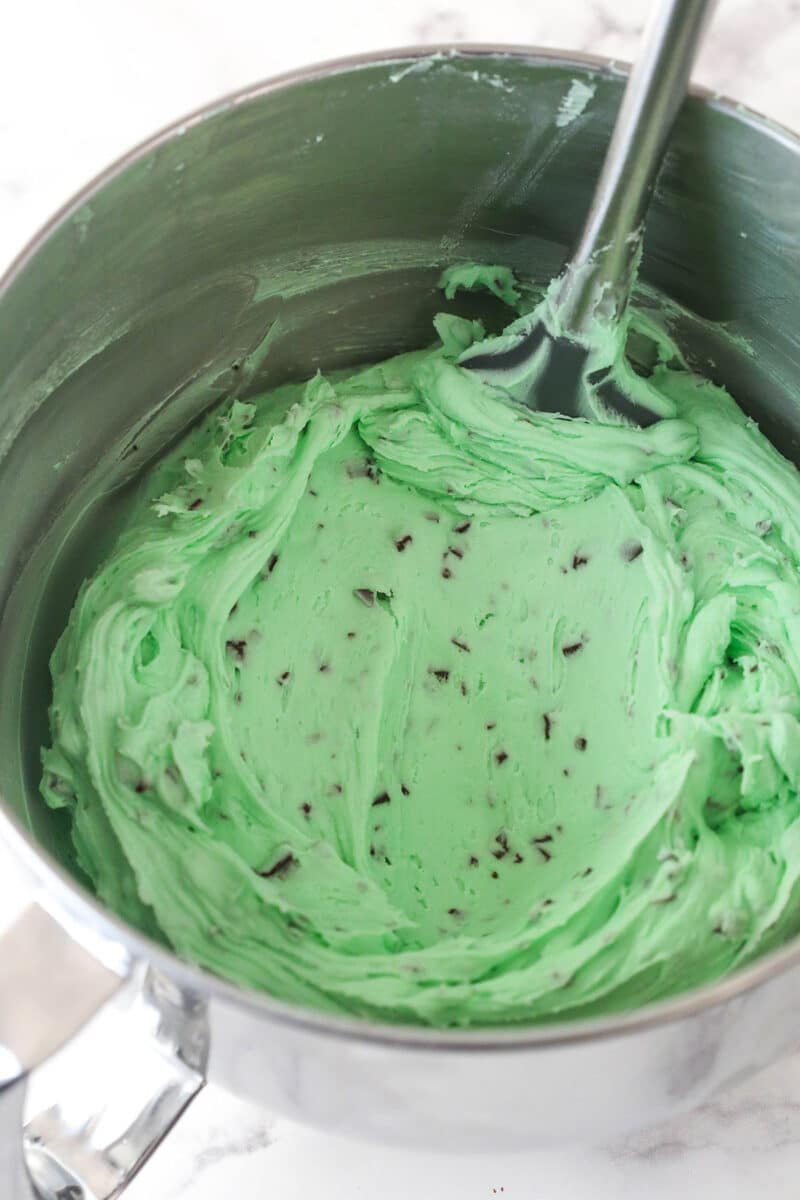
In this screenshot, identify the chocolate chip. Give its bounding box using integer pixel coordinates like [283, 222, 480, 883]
[454, 521, 472, 534]
[225, 639, 247, 662]
[451, 637, 470, 653]
[572, 553, 589, 569]
[353, 587, 375, 606]
[424, 512, 441, 523]
[188, 498, 204, 511]
[543, 713, 553, 740]
[372, 792, 391, 807]
[468, 855, 479, 866]
[448, 545, 464, 559]
[491, 870, 499, 879]
[401, 785, 410, 796]
[495, 750, 509, 765]
[562, 641, 584, 656]
[277, 670, 291, 685]
[134, 780, 150, 794]
[447, 907, 463, 917]
[256, 852, 298, 880]
[622, 540, 644, 563]
[485, 721, 496, 731]
[535, 844, 552, 862]
[319, 662, 330, 673]
[395, 534, 413, 552]
[266, 552, 279, 574]
[441, 567, 453, 579]
[575, 736, 587, 751]
[346, 631, 357, 639]
[300, 802, 312, 818]
[429, 668, 450, 682]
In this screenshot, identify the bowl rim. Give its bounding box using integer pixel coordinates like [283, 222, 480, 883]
[4, 41, 800, 1052]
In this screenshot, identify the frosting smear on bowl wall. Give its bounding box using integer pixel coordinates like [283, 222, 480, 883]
[41, 267, 800, 1027]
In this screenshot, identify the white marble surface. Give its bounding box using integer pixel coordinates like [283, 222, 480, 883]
[4, 0, 800, 1195]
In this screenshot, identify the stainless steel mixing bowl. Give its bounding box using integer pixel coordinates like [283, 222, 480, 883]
[2, 45, 800, 1199]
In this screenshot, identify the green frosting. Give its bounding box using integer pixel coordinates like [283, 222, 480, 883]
[41, 267, 800, 1026]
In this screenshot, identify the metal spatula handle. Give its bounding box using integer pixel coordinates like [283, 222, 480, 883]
[557, 0, 716, 332]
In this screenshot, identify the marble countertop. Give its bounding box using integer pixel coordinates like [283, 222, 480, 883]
[3, 1, 800, 1196]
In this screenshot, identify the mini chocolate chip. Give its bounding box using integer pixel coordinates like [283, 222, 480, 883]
[319, 662, 330, 673]
[267, 552, 279, 574]
[622, 540, 644, 563]
[277, 670, 291, 685]
[401, 784, 410, 796]
[134, 780, 150, 794]
[575, 736, 587, 751]
[188, 498, 204, 511]
[395, 534, 413, 552]
[543, 713, 553, 740]
[429, 668, 450, 682]
[248, 530, 258, 539]
[451, 637, 470, 653]
[346, 631, 357, 639]
[535, 844, 552, 862]
[495, 750, 509, 765]
[454, 521, 472, 534]
[448, 545, 464, 559]
[562, 641, 584, 656]
[491, 870, 499, 879]
[513, 852, 524, 864]
[300, 802, 312, 817]
[468, 855, 479, 866]
[372, 792, 391, 807]
[225, 639, 247, 662]
[485, 721, 496, 731]
[533, 835, 553, 845]
[441, 567, 453, 579]
[256, 852, 297, 880]
[460, 681, 468, 696]
[572, 553, 589, 569]
[447, 907, 463, 917]
[354, 587, 375, 606]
